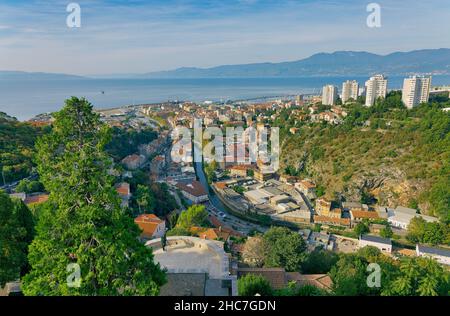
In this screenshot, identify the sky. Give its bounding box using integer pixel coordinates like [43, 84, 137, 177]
[0, 0, 449, 75]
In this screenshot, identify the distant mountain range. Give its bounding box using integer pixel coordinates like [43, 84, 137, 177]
[0, 71, 87, 80]
[142, 49, 450, 78]
[2, 49, 450, 80]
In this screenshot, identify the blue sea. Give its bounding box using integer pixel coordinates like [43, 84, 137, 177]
[1, 76, 450, 121]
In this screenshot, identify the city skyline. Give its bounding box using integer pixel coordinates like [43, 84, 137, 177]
[1, 0, 450, 75]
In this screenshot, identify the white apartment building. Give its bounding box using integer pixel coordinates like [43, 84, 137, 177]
[416, 244, 450, 266]
[365, 75, 388, 107]
[342, 80, 359, 103]
[402, 76, 432, 109]
[359, 235, 392, 253]
[322, 85, 338, 106]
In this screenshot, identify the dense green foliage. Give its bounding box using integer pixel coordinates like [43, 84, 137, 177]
[379, 225, 394, 239]
[22, 97, 166, 295]
[0, 191, 34, 287]
[406, 217, 450, 245]
[279, 93, 450, 222]
[105, 126, 157, 161]
[354, 221, 370, 237]
[15, 179, 45, 194]
[237, 274, 273, 296]
[174, 204, 209, 230]
[204, 160, 218, 184]
[133, 182, 177, 217]
[382, 256, 450, 296]
[0, 112, 48, 185]
[329, 246, 450, 296]
[301, 249, 339, 274]
[263, 227, 307, 272]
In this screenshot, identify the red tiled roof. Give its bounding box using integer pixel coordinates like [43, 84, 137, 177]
[351, 210, 379, 219]
[24, 194, 49, 205]
[115, 182, 130, 196]
[122, 154, 141, 164]
[314, 215, 351, 226]
[134, 214, 164, 238]
[176, 181, 207, 197]
[299, 180, 316, 189]
[191, 227, 231, 241]
[286, 273, 333, 290]
[214, 182, 228, 190]
[237, 268, 287, 290]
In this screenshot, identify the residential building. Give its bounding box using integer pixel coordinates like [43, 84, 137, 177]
[350, 210, 380, 222]
[316, 199, 331, 216]
[342, 80, 359, 103]
[191, 226, 231, 242]
[237, 268, 287, 290]
[237, 268, 333, 292]
[134, 214, 166, 240]
[359, 235, 392, 253]
[342, 201, 369, 212]
[285, 273, 332, 291]
[11, 192, 49, 206]
[115, 182, 131, 208]
[176, 180, 209, 204]
[121, 154, 145, 170]
[316, 198, 338, 218]
[227, 164, 254, 178]
[322, 85, 338, 106]
[387, 206, 439, 230]
[416, 244, 450, 266]
[402, 76, 432, 109]
[313, 215, 351, 227]
[307, 232, 331, 249]
[253, 168, 275, 182]
[295, 180, 317, 200]
[376, 206, 390, 219]
[275, 206, 312, 224]
[365, 75, 388, 106]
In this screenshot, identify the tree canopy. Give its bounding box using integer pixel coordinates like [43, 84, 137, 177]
[175, 204, 209, 230]
[0, 191, 34, 287]
[21, 97, 166, 296]
[263, 227, 307, 272]
[237, 274, 273, 296]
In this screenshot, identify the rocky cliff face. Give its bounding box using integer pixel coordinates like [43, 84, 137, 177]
[280, 130, 434, 213]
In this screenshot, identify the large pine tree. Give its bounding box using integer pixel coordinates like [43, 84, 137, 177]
[22, 97, 166, 295]
[0, 192, 34, 287]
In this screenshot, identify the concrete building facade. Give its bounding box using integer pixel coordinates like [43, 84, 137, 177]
[322, 85, 338, 106]
[365, 75, 388, 107]
[402, 76, 432, 109]
[342, 80, 359, 103]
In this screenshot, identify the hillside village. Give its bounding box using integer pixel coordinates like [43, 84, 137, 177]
[1, 76, 449, 297]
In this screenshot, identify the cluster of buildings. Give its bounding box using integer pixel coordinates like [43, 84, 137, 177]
[9, 192, 49, 207]
[321, 74, 433, 109]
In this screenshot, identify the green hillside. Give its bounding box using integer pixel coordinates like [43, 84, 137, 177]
[275, 92, 450, 222]
[0, 113, 49, 184]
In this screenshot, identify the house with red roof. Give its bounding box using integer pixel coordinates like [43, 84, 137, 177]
[134, 214, 166, 240]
